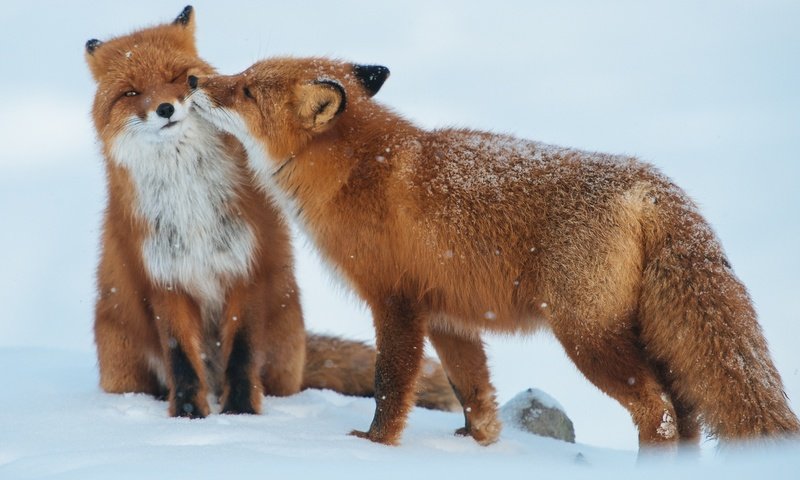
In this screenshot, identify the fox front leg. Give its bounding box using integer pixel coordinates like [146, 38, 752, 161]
[151, 290, 211, 418]
[350, 295, 426, 445]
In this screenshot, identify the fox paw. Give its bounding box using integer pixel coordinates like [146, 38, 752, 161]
[172, 399, 209, 419]
[221, 388, 261, 415]
[455, 417, 502, 445]
[349, 429, 399, 446]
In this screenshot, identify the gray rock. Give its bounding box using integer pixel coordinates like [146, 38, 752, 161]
[500, 388, 576, 443]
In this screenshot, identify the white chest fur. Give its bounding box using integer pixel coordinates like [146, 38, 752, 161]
[111, 116, 256, 306]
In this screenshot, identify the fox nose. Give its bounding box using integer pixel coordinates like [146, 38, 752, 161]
[156, 103, 175, 119]
[188, 75, 198, 89]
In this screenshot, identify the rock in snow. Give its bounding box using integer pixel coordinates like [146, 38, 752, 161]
[501, 388, 576, 443]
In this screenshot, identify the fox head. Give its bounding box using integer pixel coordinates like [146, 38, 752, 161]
[85, 5, 216, 153]
[189, 57, 389, 166]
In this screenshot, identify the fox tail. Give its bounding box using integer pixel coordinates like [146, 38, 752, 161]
[303, 333, 460, 412]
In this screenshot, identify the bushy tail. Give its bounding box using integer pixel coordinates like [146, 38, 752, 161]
[638, 194, 799, 441]
[302, 333, 461, 412]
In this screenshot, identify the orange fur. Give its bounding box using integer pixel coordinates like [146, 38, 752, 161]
[192, 56, 800, 448]
[86, 7, 457, 418]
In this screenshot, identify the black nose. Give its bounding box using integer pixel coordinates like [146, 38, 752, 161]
[188, 75, 198, 89]
[156, 103, 175, 119]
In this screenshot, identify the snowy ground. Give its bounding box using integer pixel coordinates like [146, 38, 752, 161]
[1, 0, 799, 477]
[2, 347, 799, 479]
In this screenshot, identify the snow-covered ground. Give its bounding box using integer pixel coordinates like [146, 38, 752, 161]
[1, 1, 799, 477]
[2, 347, 799, 479]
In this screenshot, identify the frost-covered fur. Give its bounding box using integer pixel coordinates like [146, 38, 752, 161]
[193, 56, 800, 450]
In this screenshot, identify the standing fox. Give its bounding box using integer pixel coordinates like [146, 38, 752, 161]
[191, 57, 800, 448]
[85, 6, 458, 419]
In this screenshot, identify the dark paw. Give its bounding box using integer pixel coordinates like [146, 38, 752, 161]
[221, 399, 258, 415]
[173, 400, 207, 419]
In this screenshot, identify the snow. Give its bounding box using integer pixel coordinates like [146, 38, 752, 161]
[1, 348, 799, 479]
[1, 0, 800, 478]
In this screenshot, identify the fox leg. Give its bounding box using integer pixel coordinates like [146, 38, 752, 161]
[550, 318, 679, 450]
[217, 276, 305, 414]
[95, 274, 166, 397]
[673, 395, 701, 451]
[150, 290, 210, 418]
[218, 286, 261, 414]
[257, 278, 305, 397]
[428, 328, 500, 445]
[350, 294, 426, 445]
[95, 248, 164, 397]
[95, 297, 164, 396]
[652, 364, 701, 453]
[219, 326, 261, 414]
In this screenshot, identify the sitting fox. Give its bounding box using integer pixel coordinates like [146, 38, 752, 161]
[190, 56, 799, 449]
[84, 6, 458, 419]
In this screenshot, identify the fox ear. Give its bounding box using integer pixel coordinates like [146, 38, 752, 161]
[353, 64, 389, 97]
[85, 38, 103, 55]
[85, 39, 105, 81]
[173, 5, 194, 28]
[297, 80, 347, 131]
[172, 5, 197, 54]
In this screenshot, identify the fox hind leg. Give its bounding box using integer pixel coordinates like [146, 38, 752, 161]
[257, 281, 306, 398]
[652, 360, 702, 450]
[673, 395, 701, 451]
[550, 317, 680, 450]
[96, 333, 164, 398]
[95, 294, 165, 397]
[428, 328, 501, 445]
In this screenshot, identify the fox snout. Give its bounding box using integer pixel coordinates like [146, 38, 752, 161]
[156, 103, 175, 119]
[187, 74, 218, 99]
[187, 74, 230, 97]
[187, 74, 238, 111]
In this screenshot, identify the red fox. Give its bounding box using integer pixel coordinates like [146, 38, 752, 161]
[85, 6, 458, 419]
[190, 56, 800, 448]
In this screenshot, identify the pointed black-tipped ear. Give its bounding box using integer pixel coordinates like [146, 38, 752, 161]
[353, 64, 389, 97]
[85, 39, 103, 55]
[174, 5, 193, 26]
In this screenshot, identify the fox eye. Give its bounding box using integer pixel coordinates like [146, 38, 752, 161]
[243, 86, 255, 100]
[124, 91, 139, 97]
